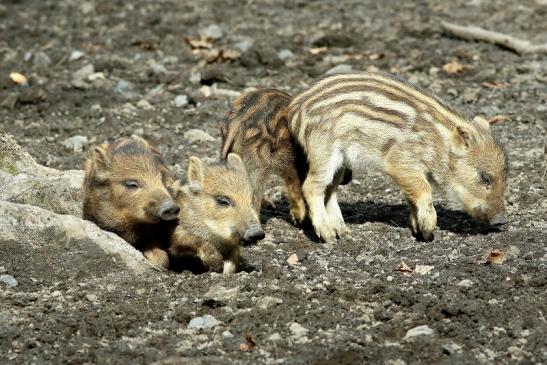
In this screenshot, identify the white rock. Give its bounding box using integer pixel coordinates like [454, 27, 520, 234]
[325, 64, 352, 75]
[61, 135, 88, 153]
[234, 39, 253, 52]
[0, 274, 18, 287]
[86, 294, 98, 302]
[222, 331, 234, 339]
[174, 95, 189, 108]
[69, 50, 85, 61]
[403, 325, 434, 340]
[255, 296, 283, 310]
[457, 279, 473, 288]
[184, 129, 216, 143]
[0, 201, 154, 274]
[73, 64, 95, 81]
[288, 322, 308, 338]
[205, 285, 239, 302]
[268, 333, 282, 341]
[137, 99, 155, 110]
[188, 315, 221, 330]
[278, 49, 294, 60]
[200, 24, 224, 40]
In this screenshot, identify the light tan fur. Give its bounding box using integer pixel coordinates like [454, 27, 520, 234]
[169, 154, 263, 274]
[287, 72, 508, 242]
[83, 136, 179, 269]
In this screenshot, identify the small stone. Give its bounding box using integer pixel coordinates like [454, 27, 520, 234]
[234, 39, 253, 52]
[61, 135, 88, 153]
[188, 315, 221, 330]
[325, 64, 352, 75]
[222, 331, 234, 339]
[288, 322, 308, 338]
[0, 274, 18, 287]
[189, 69, 201, 84]
[457, 279, 473, 288]
[115, 79, 140, 100]
[72, 64, 95, 81]
[269, 333, 281, 341]
[256, 296, 283, 310]
[85, 294, 98, 302]
[174, 95, 189, 108]
[536, 104, 547, 112]
[69, 50, 85, 61]
[403, 325, 434, 340]
[0, 266, 5, 274]
[149, 60, 168, 75]
[442, 342, 463, 354]
[277, 49, 294, 61]
[184, 129, 215, 143]
[33, 51, 52, 66]
[205, 285, 239, 302]
[137, 99, 154, 110]
[200, 24, 224, 40]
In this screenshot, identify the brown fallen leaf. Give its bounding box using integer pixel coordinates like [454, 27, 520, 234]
[396, 261, 412, 273]
[486, 249, 507, 265]
[185, 36, 214, 50]
[487, 115, 511, 125]
[287, 253, 299, 266]
[239, 332, 256, 352]
[9, 72, 28, 86]
[442, 60, 472, 74]
[482, 81, 511, 89]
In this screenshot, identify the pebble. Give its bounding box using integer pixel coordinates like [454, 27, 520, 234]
[269, 333, 282, 341]
[85, 293, 98, 302]
[457, 279, 473, 288]
[222, 331, 234, 339]
[33, 51, 52, 66]
[277, 49, 294, 61]
[137, 99, 154, 110]
[0, 266, 5, 273]
[184, 129, 215, 143]
[188, 315, 221, 330]
[403, 325, 434, 340]
[536, 104, 547, 112]
[0, 274, 18, 287]
[174, 95, 189, 108]
[115, 79, 140, 100]
[442, 342, 463, 354]
[256, 296, 283, 310]
[325, 64, 352, 75]
[73, 64, 95, 81]
[234, 39, 253, 52]
[61, 135, 88, 153]
[288, 322, 308, 338]
[205, 285, 239, 302]
[69, 50, 85, 61]
[200, 24, 224, 40]
[148, 60, 168, 75]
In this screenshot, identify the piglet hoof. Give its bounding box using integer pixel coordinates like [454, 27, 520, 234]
[415, 229, 435, 242]
[315, 225, 337, 244]
[290, 207, 306, 226]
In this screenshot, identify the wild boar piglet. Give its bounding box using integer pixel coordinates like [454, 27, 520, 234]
[287, 72, 508, 242]
[83, 136, 179, 269]
[220, 88, 351, 224]
[169, 153, 264, 274]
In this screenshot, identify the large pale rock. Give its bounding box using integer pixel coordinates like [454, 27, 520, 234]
[0, 132, 83, 215]
[0, 201, 155, 274]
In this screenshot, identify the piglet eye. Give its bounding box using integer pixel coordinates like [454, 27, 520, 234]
[215, 196, 233, 207]
[480, 172, 492, 186]
[122, 180, 140, 189]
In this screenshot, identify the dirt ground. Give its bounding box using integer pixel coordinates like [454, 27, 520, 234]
[1, 0, 546, 364]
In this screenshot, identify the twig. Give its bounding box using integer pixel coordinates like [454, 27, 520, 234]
[441, 21, 547, 54]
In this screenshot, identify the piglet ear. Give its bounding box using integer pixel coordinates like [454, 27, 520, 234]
[226, 153, 246, 173]
[187, 156, 205, 192]
[85, 144, 111, 183]
[472, 116, 491, 131]
[451, 126, 476, 152]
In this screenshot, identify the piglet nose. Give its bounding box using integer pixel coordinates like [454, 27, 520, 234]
[489, 212, 508, 227]
[243, 224, 265, 244]
[158, 200, 180, 221]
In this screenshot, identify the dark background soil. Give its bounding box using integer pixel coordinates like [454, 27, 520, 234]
[1, 0, 546, 364]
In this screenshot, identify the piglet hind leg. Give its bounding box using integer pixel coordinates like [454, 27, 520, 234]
[302, 168, 337, 243]
[280, 164, 307, 225]
[387, 168, 437, 242]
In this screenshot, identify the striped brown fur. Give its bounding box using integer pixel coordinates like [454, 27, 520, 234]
[83, 136, 179, 269]
[288, 72, 508, 242]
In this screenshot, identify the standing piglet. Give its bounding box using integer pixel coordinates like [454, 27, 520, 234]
[83, 136, 180, 269]
[287, 72, 508, 242]
[219, 89, 308, 224]
[169, 153, 264, 274]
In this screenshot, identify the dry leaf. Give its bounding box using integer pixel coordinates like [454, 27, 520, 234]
[482, 81, 511, 89]
[414, 265, 434, 275]
[487, 115, 511, 125]
[396, 261, 412, 273]
[486, 250, 507, 265]
[309, 47, 328, 55]
[9, 72, 28, 85]
[239, 332, 256, 352]
[185, 36, 213, 50]
[287, 253, 299, 266]
[442, 61, 471, 74]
